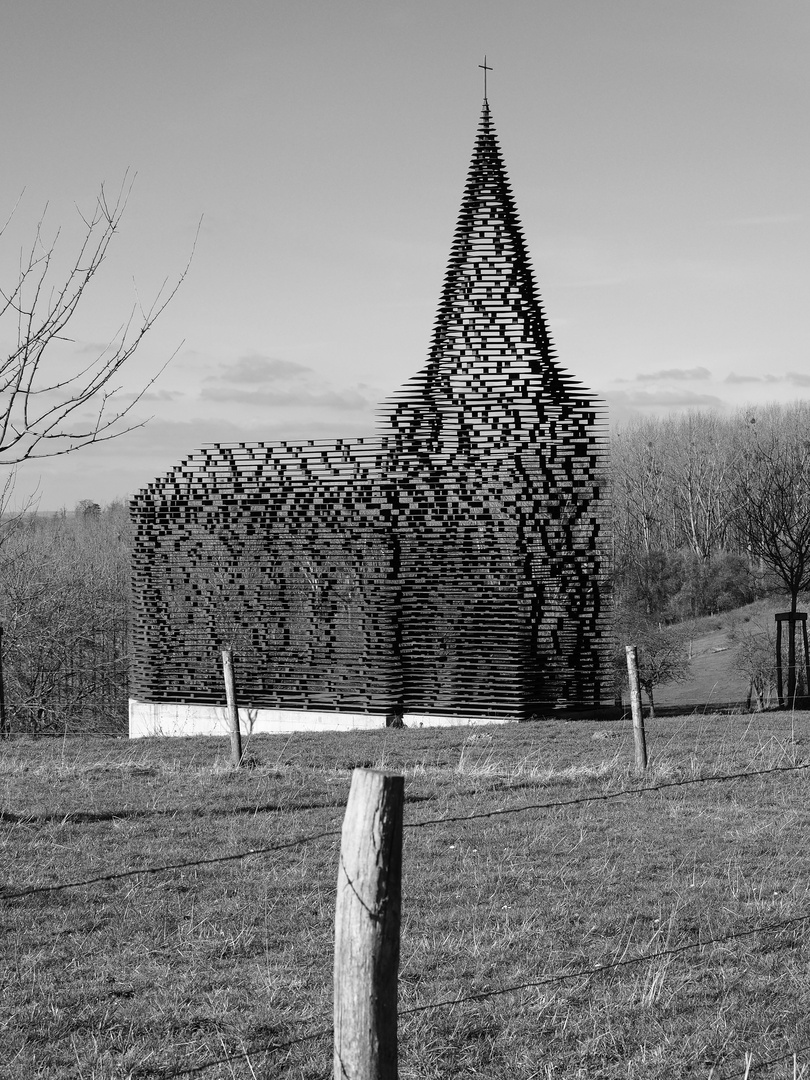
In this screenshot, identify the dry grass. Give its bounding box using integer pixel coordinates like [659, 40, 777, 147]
[2, 712, 810, 1078]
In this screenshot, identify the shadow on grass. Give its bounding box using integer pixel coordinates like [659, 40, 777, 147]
[0, 792, 436, 827]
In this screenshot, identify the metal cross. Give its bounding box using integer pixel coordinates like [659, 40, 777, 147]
[479, 56, 492, 99]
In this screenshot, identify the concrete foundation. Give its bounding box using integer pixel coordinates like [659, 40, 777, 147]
[128, 699, 512, 738]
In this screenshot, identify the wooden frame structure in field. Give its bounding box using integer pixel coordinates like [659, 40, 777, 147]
[129, 99, 612, 736]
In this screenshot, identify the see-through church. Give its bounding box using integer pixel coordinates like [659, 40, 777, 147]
[129, 91, 612, 736]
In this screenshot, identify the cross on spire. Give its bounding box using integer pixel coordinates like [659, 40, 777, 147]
[479, 56, 492, 100]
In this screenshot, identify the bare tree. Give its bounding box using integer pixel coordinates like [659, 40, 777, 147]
[611, 420, 669, 561]
[731, 620, 777, 711]
[0, 177, 192, 466]
[616, 613, 691, 717]
[663, 410, 736, 559]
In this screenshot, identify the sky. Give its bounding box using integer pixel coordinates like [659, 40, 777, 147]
[0, 0, 808, 510]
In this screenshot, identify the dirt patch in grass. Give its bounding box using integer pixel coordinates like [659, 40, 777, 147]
[3, 715, 810, 1078]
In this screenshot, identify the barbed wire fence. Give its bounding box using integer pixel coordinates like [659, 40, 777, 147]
[3, 752, 810, 1077]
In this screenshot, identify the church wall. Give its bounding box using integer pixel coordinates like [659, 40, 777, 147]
[130, 439, 404, 718]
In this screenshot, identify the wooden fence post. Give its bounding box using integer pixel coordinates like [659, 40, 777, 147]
[775, 616, 784, 707]
[625, 644, 648, 771]
[221, 649, 243, 768]
[334, 768, 404, 1080]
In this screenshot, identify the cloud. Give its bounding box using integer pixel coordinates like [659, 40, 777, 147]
[725, 373, 762, 384]
[636, 366, 711, 382]
[199, 385, 371, 410]
[117, 388, 186, 402]
[607, 388, 724, 409]
[199, 350, 373, 412]
[725, 371, 810, 388]
[73, 340, 118, 356]
[207, 353, 312, 384]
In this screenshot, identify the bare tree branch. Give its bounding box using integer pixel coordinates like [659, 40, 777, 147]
[0, 176, 197, 465]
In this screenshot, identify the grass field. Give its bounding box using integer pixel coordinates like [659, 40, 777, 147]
[3, 713, 810, 1079]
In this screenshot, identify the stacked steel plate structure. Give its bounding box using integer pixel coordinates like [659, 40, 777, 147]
[130, 100, 612, 722]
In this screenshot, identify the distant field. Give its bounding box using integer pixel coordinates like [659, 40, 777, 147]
[3, 713, 810, 1079]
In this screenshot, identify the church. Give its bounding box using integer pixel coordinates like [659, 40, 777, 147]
[129, 92, 613, 737]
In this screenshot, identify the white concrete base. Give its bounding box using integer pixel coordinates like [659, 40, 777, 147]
[128, 699, 512, 738]
[403, 713, 511, 728]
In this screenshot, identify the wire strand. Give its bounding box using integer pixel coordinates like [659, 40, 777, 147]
[407, 759, 810, 829]
[142, 1025, 333, 1079]
[400, 909, 810, 1015]
[0, 827, 341, 900]
[718, 1043, 810, 1078]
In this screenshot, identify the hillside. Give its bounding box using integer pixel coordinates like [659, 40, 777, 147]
[643, 598, 801, 711]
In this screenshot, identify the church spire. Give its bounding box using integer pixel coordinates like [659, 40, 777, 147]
[384, 97, 590, 452]
[429, 98, 571, 391]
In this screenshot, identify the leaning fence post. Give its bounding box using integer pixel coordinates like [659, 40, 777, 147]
[625, 644, 648, 771]
[334, 768, 404, 1080]
[221, 649, 243, 767]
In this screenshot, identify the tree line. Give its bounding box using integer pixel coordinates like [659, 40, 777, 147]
[613, 403, 808, 611]
[0, 502, 130, 734]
